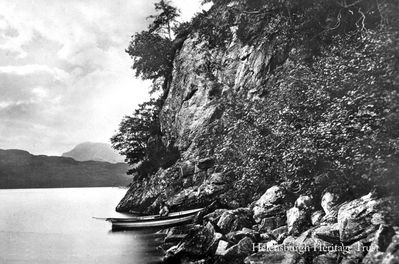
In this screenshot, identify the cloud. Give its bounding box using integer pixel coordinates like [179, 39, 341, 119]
[0, 64, 69, 80]
[0, 0, 204, 155]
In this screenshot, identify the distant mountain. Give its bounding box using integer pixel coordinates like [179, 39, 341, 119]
[62, 142, 124, 163]
[0, 149, 131, 189]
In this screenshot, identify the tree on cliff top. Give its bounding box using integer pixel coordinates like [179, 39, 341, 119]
[114, 1, 182, 178]
[148, 0, 180, 40]
[126, 0, 180, 91]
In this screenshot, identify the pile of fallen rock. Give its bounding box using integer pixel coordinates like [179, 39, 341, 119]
[161, 185, 399, 264]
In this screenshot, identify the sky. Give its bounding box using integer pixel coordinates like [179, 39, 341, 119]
[0, 0, 207, 155]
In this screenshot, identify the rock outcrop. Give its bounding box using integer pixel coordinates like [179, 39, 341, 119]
[337, 193, 398, 244]
[158, 188, 399, 264]
[117, 0, 399, 215]
[116, 0, 399, 263]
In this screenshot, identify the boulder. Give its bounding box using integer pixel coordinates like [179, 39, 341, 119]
[370, 224, 395, 252]
[320, 205, 340, 224]
[313, 223, 340, 244]
[341, 240, 369, 264]
[217, 211, 236, 233]
[259, 232, 274, 242]
[337, 193, 398, 243]
[223, 237, 254, 257]
[258, 214, 286, 232]
[197, 158, 215, 170]
[255, 204, 287, 223]
[244, 251, 304, 264]
[311, 210, 325, 226]
[166, 222, 216, 259]
[226, 228, 259, 244]
[167, 182, 226, 209]
[217, 208, 255, 234]
[271, 225, 288, 239]
[258, 186, 286, 204]
[193, 171, 207, 184]
[381, 232, 399, 264]
[208, 173, 225, 185]
[321, 189, 347, 215]
[313, 253, 338, 264]
[209, 232, 223, 255]
[215, 240, 229, 256]
[180, 161, 195, 177]
[270, 226, 289, 244]
[287, 207, 311, 236]
[295, 195, 314, 211]
[362, 225, 396, 264]
[204, 209, 228, 225]
[283, 230, 334, 252]
[253, 185, 288, 223]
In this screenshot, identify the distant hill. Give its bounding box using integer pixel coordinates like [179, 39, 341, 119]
[62, 142, 124, 163]
[0, 149, 131, 189]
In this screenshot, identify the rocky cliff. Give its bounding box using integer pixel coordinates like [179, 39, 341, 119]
[116, 0, 399, 263]
[117, 0, 399, 214]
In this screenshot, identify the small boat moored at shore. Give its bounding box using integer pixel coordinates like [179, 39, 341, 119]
[111, 213, 198, 230]
[95, 208, 203, 230]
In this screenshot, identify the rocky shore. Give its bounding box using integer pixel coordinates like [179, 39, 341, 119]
[158, 185, 398, 264]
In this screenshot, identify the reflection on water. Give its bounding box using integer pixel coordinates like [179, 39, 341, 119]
[0, 188, 163, 264]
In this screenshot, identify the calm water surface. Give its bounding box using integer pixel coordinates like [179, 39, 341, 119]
[0, 187, 163, 264]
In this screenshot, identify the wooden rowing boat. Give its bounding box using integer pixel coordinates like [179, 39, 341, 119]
[94, 208, 203, 230]
[96, 208, 203, 222]
[111, 213, 198, 230]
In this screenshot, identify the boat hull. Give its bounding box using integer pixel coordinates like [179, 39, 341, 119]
[104, 208, 203, 222]
[111, 214, 196, 230]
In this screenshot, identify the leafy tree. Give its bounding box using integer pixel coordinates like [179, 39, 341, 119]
[126, 0, 180, 89]
[114, 1, 183, 178]
[148, 0, 180, 40]
[111, 99, 160, 177]
[111, 98, 179, 179]
[111, 99, 160, 163]
[126, 31, 173, 81]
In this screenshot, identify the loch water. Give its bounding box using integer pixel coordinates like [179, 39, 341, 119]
[0, 187, 163, 264]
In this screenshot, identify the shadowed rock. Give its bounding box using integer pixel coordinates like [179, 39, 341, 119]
[338, 193, 398, 243]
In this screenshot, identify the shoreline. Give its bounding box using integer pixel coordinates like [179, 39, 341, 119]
[138, 186, 399, 264]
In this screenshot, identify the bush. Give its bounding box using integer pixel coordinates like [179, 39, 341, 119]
[111, 98, 179, 179]
[191, 0, 399, 204]
[126, 31, 173, 81]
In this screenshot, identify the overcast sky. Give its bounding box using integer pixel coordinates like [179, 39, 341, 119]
[0, 0, 206, 155]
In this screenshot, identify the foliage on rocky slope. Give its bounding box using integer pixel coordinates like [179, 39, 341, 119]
[117, 0, 399, 212]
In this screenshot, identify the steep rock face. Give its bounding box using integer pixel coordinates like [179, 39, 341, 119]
[337, 193, 399, 243]
[160, 32, 271, 158]
[117, 27, 276, 212]
[117, 0, 399, 213]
